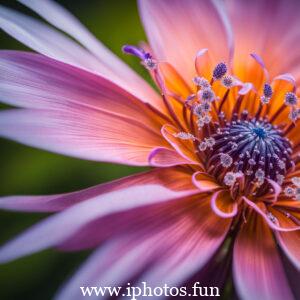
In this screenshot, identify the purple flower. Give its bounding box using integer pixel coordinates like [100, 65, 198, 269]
[0, 1, 300, 299]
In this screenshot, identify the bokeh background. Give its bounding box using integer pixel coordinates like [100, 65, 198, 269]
[0, 1, 149, 299]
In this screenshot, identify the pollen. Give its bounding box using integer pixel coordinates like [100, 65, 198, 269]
[199, 141, 208, 152]
[208, 118, 293, 193]
[285, 92, 298, 106]
[221, 75, 235, 88]
[198, 88, 215, 102]
[213, 62, 227, 80]
[174, 132, 196, 141]
[263, 83, 273, 98]
[284, 186, 295, 197]
[289, 108, 300, 122]
[193, 76, 210, 89]
[220, 153, 233, 168]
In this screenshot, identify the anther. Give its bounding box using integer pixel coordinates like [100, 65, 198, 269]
[285, 92, 298, 106]
[289, 108, 300, 123]
[220, 153, 233, 168]
[284, 186, 295, 197]
[198, 88, 215, 102]
[122, 45, 156, 70]
[213, 62, 227, 80]
[193, 77, 210, 89]
[221, 75, 235, 88]
[263, 83, 273, 98]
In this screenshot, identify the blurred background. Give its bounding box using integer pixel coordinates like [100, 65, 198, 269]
[0, 1, 149, 298]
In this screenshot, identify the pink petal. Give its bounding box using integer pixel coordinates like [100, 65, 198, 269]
[242, 197, 300, 232]
[56, 236, 160, 300]
[0, 6, 108, 74]
[0, 52, 168, 165]
[56, 196, 231, 299]
[0, 51, 162, 118]
[211, 190, 238, 218]
[161, 124, 202, 166]
[138, 0, 233, 83]
[0, 184, 194, 263]
[194, 48, 214, 79]
[0, 108, 165, 166]
[137, 197, 231, 287]
[148, 147, 196, 167]
[0, 4, 162, 110]
[0, 167, 198, 212]
[226, 0, 300, 80]
[192, 171, 220, 192]
[276, 226, 300, 271]
[233, 212, 294, 300]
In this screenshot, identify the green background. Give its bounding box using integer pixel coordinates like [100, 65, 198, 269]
[0, 1, 148, 299]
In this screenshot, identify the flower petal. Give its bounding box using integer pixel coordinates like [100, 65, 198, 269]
[148, 147, 196, 167]
[55, 195, 230, 300]
[211, 190, 238, 218]
[0, 184, 194, 263]
[0, 52, 168, 165]
[137, 196, 231, 287]
[0, 108, 165, 166]
[276, 224, 300, 271]
[0, 51, 163, 119]
[226, 0, 300, 81]
[0, 4, 162, 110]
[0, 167, 197, 212]
[157, 62, 192, 98]
[138, 0, 233, 83]
[192, 172, 220, 192]
[161, 124, 201, 166]
[242, 197, 300, 232]
[58, 189, 202, 251]
[233, 212, 294, 300]
[0, 5, 103, 72]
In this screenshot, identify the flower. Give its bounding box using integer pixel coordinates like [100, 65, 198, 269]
[0, 0, 300, 299]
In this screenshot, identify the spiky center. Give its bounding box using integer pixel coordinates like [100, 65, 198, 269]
[123, 45, 300, 200]
[207, 119, 293, 194]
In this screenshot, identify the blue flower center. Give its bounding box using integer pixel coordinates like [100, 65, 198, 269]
[252, 127, 267, 139]
[207, 119, 293, 193]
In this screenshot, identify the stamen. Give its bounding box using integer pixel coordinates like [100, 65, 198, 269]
[221, 75, 235, 88]
[289, 108, 300, 123]
[284, 186, 295, 197]
[208, 119, 293, 194]
[198, 88, 215, 102]
[173, 132, 196, 141]
[122, 45, 157, 70]
[213, 62, 227, 80]
[199, 141, 208, 151]
[205, 137, 216, 148]
[193, 77, 210, 89]
[224, 171, 242, 186]
[263, 83, 273, 98]
[220, 153, 233, 168]
[285, 92, 298, 106]
[261, 83, 272, 105]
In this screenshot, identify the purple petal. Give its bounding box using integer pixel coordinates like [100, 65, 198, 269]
[0, 184, 193, 263]
[0, 3, 162, 110]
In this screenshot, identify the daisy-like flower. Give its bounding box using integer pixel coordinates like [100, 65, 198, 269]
[0, 1, 300, 299]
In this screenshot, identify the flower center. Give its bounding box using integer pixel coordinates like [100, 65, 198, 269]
[207, 118, 293, 193]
